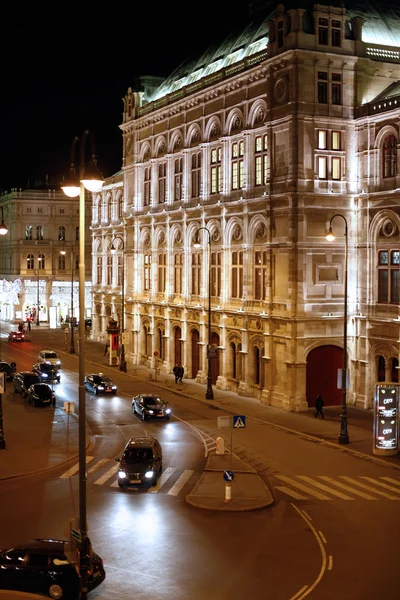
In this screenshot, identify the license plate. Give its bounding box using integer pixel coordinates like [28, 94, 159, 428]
[130, 479, 141, 484]
[157, 414, 164, 417]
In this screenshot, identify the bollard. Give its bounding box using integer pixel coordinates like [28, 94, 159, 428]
[224, 483, 232, 503]
[216, 436, 225, 455]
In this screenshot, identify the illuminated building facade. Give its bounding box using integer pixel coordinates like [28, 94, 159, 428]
[91, 1, 400, 410]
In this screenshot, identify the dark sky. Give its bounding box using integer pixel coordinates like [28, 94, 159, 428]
[0, 3, 252, 193]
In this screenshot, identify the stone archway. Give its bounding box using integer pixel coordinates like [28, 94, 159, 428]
[306, 345, 343, 407]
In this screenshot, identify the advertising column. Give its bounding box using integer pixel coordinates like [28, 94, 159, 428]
[373, 383, 399, 456]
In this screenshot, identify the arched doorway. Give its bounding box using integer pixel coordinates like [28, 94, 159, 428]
[210, 332, 220, 385]
[191, 329, 200, 378]
[306, 345, 343, 407]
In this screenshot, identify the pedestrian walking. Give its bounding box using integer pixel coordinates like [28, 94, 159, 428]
[104, 340, 110, 356]
[315, 393, 324, 419]
[27, 319, 31, 332]
[173, 364, 180, 384]
[178, 365, 184, 383]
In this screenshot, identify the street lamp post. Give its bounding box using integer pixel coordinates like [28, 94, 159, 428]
[111, 236, 126, 372]
[326, 214, 350, 445]
[60, 242, 76, 354]
[36, 256, 42, 326]
[61, 131, 104, 600]
[0, 207, 8, 450]
[194, 227, 214, 400]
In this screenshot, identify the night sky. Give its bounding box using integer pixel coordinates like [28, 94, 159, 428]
[0, 3, 251, 193]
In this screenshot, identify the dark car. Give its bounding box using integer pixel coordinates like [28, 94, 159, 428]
[84, 373, 117, 395]
[13, 371, 41, 397]
[26, 383, 55, 407]
[132, 394, 172, 421]
[8, 330, 25, 342]
[32, 362, 61, 384]
[0, 537, 105, 599]
[0, 361, 16, 381]
[116, 437, 163, 488]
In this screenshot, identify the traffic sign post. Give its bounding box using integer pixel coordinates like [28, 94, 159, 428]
[223, 470, 234, 503]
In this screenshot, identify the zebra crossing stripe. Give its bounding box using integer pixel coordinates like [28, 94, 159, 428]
[275, 475, 332, 500]
[94, 463, 120, 485]
[339, 476, 400, 500]
[318, 476, 376, 500]
[148, 466, 176, 493]
[59, 456, 94, 479]
[88, 458, 109, 474]
[360, 477, 400, 495]
[380, 477, 400, 486]
[275, 485, 308, 500]
[167, 470, 194, 496]
[297, 476, 354, 500]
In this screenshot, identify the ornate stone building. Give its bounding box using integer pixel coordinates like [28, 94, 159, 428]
[90, 1, 400, 411]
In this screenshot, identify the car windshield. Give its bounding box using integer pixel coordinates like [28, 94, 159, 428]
[143, 397, 162, 406]
[41, 364, 58, 373]
[123, 448, 153, 461]
[44, 352, 58, 359]
[33, 385, 51, 398]
[93, 375, 111, 384]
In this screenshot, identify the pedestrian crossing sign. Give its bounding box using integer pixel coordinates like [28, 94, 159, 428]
[233, 415, 246, 428]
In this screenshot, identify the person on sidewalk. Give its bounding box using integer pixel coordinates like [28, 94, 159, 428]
[315, 393, 324, 419]
[178, 365, 184, 383]
[104, 340, 110, 356]
[173, 364, 180, 383]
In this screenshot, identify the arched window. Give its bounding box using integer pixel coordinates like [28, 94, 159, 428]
[58, 254, 66, 270]
[38, 253, 45, 269]
[391, 357, 398, 382]
[377, 355, 385, 382]
[383, 135, 397, 178]
[25, 226, 33, 240]
[118, 195, 123, 219]
[75, 226, 79, 241]
[107, 199, 112, 222]
[27, 254, 34, 270]
[36, 225, 43, 240]
[254, 346, 261, 385]
[58, 226, 65, 241]
[230, 342, 237, 378]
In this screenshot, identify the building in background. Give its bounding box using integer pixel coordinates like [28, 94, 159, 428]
[0, 187, 92, 326]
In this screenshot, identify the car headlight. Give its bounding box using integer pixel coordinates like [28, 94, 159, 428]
[112, 386, 117, 390]
[165, 408, 171, 414]
[147, 409, 154, 414]
[98, 386, 104, 391]
[42, 373, 48, 378]
[118, 471, 127, 479]
[144, 470, 154, 479]
[57, 361, 61, 365]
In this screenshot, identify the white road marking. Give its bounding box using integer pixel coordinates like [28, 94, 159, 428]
[275, 475, 332, 500]
[94, 463, 120, 485]
[275, 486, 308, 500]
[167, 469, 194, 496]
[298, 476, 354, 500]
[148, 466, 176, 493]
[340, 476, 400, 500]
[88, 458, 109, 474]
[319, 476, 376, 500]
[59, 456, 94, 478]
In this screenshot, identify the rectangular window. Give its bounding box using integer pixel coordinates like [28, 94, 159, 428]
[318, 130, 327, 149]
[174, 253, 183, 294]
[318, 18, 329, 45]
[27, 208, 32, 213]
[191, 253, 202, 295]
[144, 254, 151, 291]
[318, 157, 327, 179]
[37, 208, 42, 213]
[331, 20, 341, 47]
[254, 251, 267, 300]
[231, 251, 244, 298]
[158, 253, 167, 292]
[332, 131, 341, 150]
[191, 152, 201, 198]
[107, 256, 112, 285]
[210, 252, 221, 297]
[277, 21, 284, 48]
[332, 73, 342, 105]
[158, 162, 166, 204]
[210, 147, 222, 194]
[378, 250, 399, 304]
[174, 158, 183, 202]
[255, 134, 268, 186]
[60, 209, 64, 214]
[231, 141, 244, 190]
[97, 257, 102, 285]
[318, 72, 328, 104]
[144, 166, 151, 206]
[332, 157, 341, 180]
[25, 225, 33, 240]
[117, 256, 122, 287]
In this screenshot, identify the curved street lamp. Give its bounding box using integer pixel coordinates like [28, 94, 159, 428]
[60, 241, 76, 354]
[111, 235, 127, 372]
[0, 208, 7, 450]
[194, 227, 214, 400]
[326, 214, 349, 445]
[61, 131, 104, 600]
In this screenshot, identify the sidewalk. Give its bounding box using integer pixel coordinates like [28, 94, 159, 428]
[1, 323, 400, 515]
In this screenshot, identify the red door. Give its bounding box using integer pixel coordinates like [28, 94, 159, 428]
[306, 345, 343, 407]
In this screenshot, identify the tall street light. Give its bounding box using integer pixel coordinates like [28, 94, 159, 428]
[326, 214, 349, 445]
[36, 256, 42, 326]
[60, 241, 76, 354]
[61, 131, 104, 599]
[111, 235, 127, 372]
[194, 226, 214, 400]
[0, 206, 7, 450]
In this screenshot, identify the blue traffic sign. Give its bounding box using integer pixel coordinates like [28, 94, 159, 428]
[233, 415, 246, 428]
[223, 470, 235, 482]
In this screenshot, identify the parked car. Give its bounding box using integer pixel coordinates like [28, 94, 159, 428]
[84, 373, 117, 395]
[132, 394, 172, 421]
[32, 362, 61, 384]
[8, 331, 25, 342]
[37, 350, 62, 368]
[13, 371, 41, 397]
[0, 537, 105, 599]
[0, 361, 16, 381]
[26, 383, 55, 407]
[116, 436, 163, 488]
